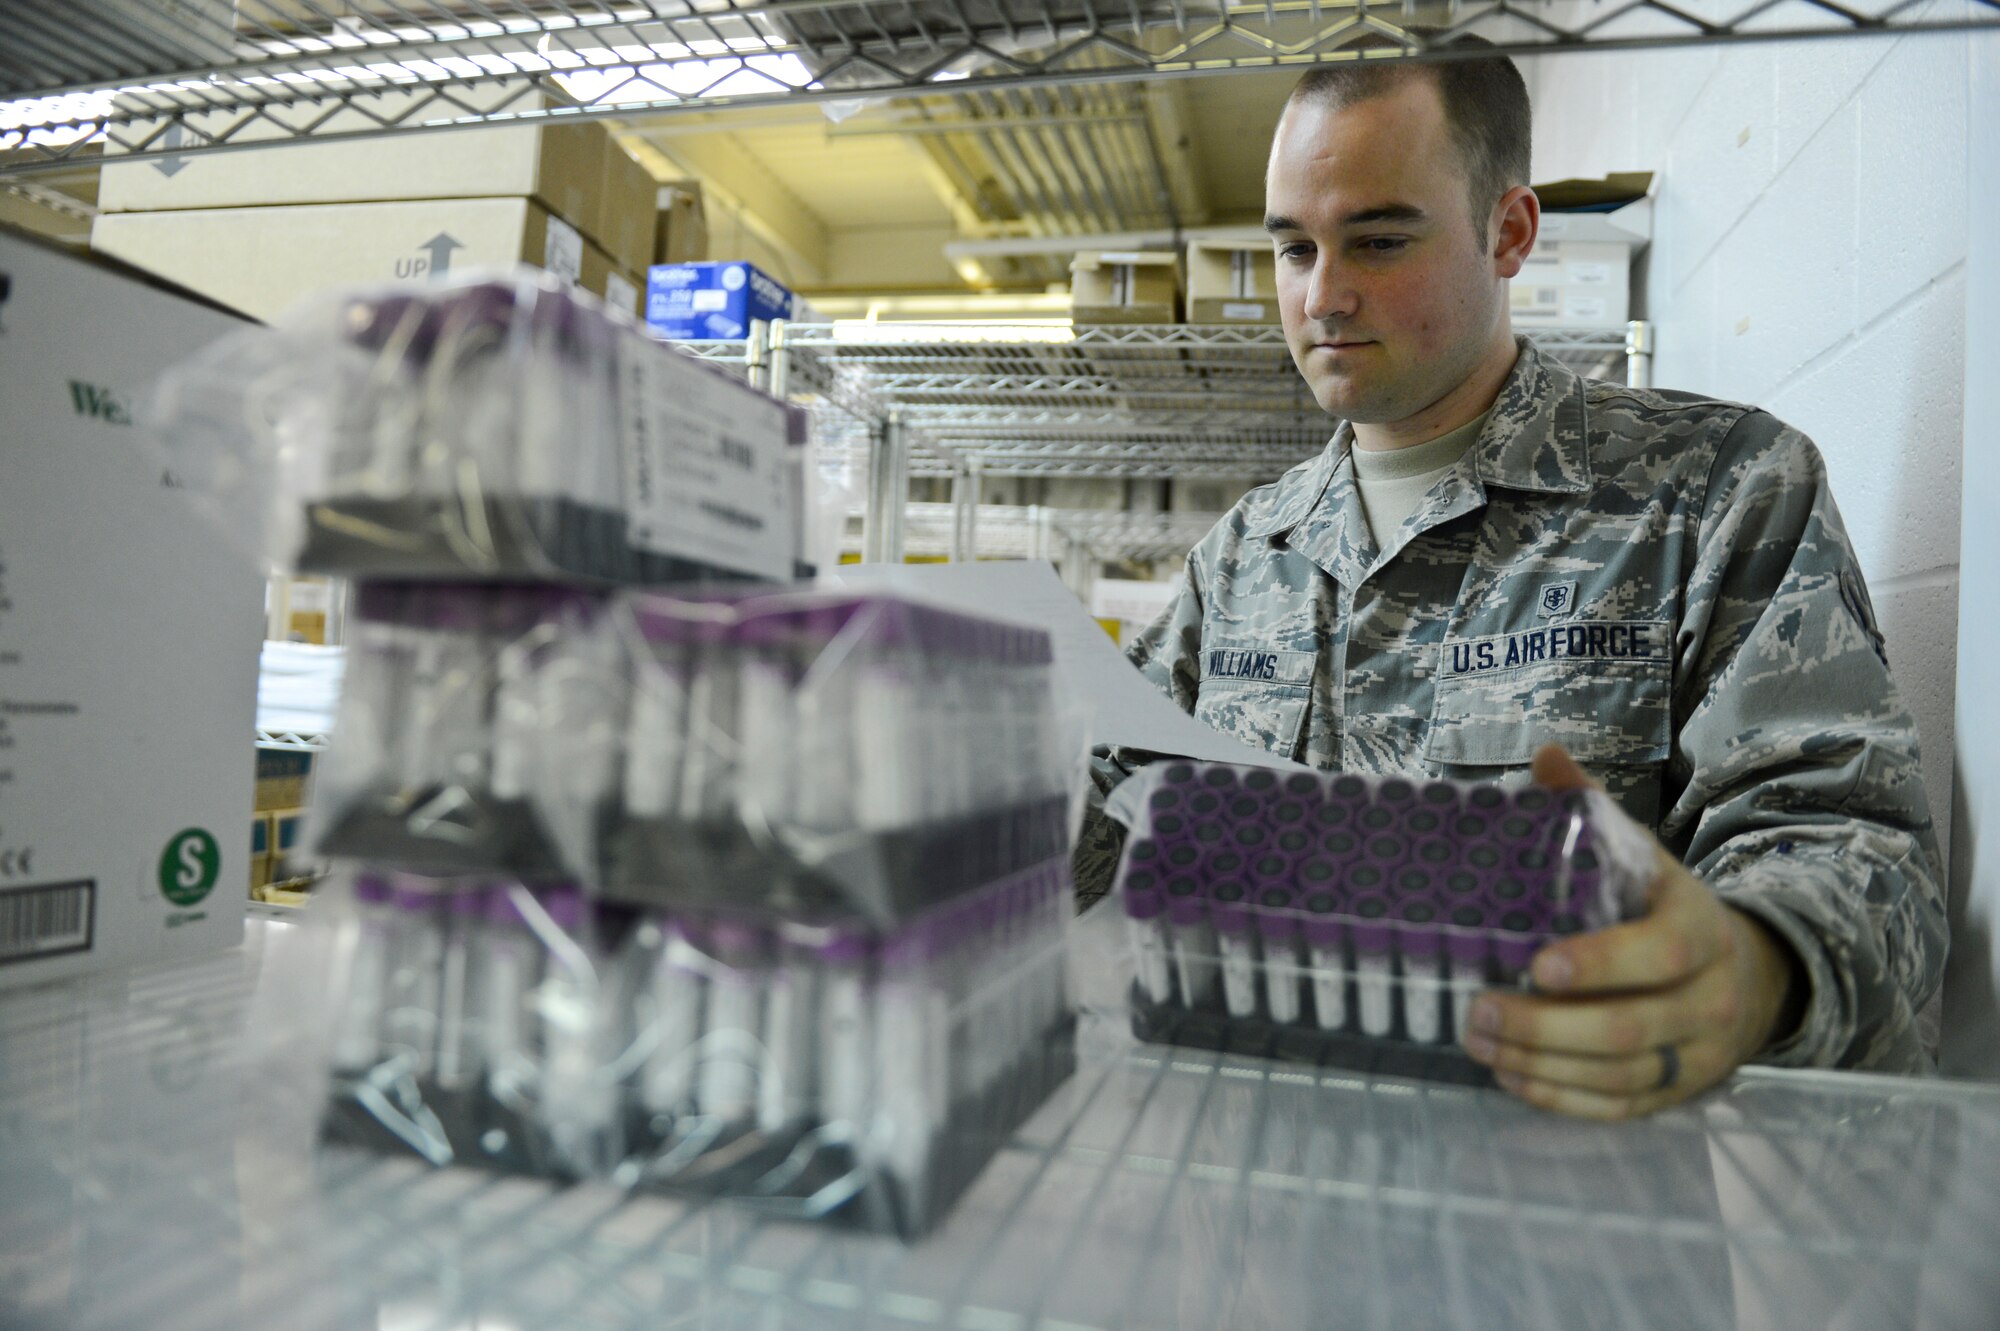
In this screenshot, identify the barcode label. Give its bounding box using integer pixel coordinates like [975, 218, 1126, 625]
[0, 880, 96, 965]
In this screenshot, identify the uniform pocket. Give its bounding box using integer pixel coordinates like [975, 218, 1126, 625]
[1424, 660, 1671, 768]
[1195, 684, 1310, 762]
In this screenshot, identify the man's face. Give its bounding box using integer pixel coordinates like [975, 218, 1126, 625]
[1265, 77, 1508, 427]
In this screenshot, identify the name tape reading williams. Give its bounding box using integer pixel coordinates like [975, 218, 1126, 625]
[1202, 647, 1316, 687]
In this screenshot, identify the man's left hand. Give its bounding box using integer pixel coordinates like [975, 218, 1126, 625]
[1460, 744, 1803, 1120]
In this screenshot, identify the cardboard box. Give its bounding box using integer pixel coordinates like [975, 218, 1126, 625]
[279, 577, 332, 644]
[604, 268, 643, 318]
[255, 750, 315, 813]
[92, 197, 621, 322]
[0, 230, 257, 988]
[1509, 193, 1650, 329]
[646, 261, 793, 339]
[655, 182, 710, 264]
[597, 140, 659, 277]
[580, 241, 643, 318]
[250, 815, 274, 891]
[1070, 250, 1179, 325]
[1186, 240, 1278, 324]
[1510, 238, 1632, 329]
[98, 84, 604, 233]
[271, 808, 313, 880]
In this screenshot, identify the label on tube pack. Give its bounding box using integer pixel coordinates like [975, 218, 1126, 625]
[618, 345, 795, 582]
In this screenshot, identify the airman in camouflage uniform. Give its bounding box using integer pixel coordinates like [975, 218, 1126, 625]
[1092, 336, 1946, 1076]
[1079, 48, 1946, 1105]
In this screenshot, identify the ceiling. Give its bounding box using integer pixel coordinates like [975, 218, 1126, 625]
[614, 66, 1300, 303]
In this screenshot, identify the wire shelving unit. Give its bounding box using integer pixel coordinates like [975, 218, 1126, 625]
[684, 320, 1646, 581]
[3, 911, 1996, 1331]
[5, 0, 1997, 177]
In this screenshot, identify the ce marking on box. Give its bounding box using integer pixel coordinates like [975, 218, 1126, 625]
[0, 847, 35, 878]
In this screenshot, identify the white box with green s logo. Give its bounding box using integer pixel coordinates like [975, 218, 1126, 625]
[0, 232, 258, 989]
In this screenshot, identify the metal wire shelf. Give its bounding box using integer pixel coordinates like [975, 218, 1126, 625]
[843, 501, 1228, 560]
[5, 0, 1997, 177]
[2, 913, 1996, 1331]
[254, 726, 331, 751]
[677, 321, 1637, 481]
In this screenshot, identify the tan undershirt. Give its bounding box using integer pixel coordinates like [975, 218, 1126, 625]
[1350, 408, 1493, 552]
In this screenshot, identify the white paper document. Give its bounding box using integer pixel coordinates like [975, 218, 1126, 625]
[832, 560, 1309, 771]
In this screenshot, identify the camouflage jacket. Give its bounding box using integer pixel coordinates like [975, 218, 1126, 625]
[1095, 337, 1946, 1073]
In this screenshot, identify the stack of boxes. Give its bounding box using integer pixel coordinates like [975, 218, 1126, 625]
[1510, 194, 1651, 331]
[1067, 193, 1646, 331]
[89, 85, 657, 321]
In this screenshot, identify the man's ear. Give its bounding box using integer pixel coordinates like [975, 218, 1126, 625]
[1491, 185, 1541, 279]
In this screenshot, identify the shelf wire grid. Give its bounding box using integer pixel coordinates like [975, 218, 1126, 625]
[5, 0, 2000, 176]
[2, 914, 1998, 1330]
[254, 726, 331, 751]
[679, 321, 1634, 481]
[840, 501, 1228, 559]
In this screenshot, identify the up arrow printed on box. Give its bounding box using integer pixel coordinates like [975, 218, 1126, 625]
[419, 233, 464, 278]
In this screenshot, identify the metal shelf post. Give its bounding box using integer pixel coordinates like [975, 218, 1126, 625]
[862, 409, 909, 564]
[949, 460, 982, 563]
[1626, 320, 1656, 390]
[767, 319, 790, 402]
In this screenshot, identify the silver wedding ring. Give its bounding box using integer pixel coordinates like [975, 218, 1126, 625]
[1654, 1043, 1680, 1092]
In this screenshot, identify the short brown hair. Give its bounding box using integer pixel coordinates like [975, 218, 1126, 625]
[1287, 37, 1531, 242]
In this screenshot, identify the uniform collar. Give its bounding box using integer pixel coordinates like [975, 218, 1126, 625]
[1245, 337, 1593, 544]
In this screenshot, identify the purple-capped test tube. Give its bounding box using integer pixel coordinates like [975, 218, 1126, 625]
[1491, 907, 1542, 985]
[1301, 891, 1349, 1032]
[1392, 863, 1439, 898]
[383, 875, 446, 1076]
[1256, 888, 1305, 1025]
[816, 923, 874, 1138]
[398, 589, 491, 797]
[760, 921, 819, 1133]
[1445, 901, 1492, 1042]
[435, 881, 492, 1090]
[1125, 886, 1175, 1006]
[481, 885, 541, 1106]
[873, 916, 946, 1201]
[640, 912, 704, 1121]
[679, 617, 744, 823]
[1166, 878, 1217, 1010]
[1394, 897, 1447, 1044]
[1419, 780, 1461, 812]
[735, 607, 800, 828]
[696, 917, 768, 1124]
[1349, 894, 1397, 1037]
[534, 885, 620, 1164]
[1211, 883, 1260, 1019]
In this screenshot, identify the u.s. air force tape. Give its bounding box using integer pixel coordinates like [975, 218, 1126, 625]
[1442, 620, 1670, 679]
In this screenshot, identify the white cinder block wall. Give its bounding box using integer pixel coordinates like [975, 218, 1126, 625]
[1942, 39, 2000, 1078]
[1523, 27, 1978, 1066]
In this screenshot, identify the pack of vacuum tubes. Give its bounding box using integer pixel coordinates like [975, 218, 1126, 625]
[307, 587, 1080, 1238]
[1111, 763, 1654, 1085]
[149, 270, 1078, 1238]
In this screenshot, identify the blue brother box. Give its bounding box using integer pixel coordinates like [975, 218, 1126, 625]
[645, 261, 794, 339]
